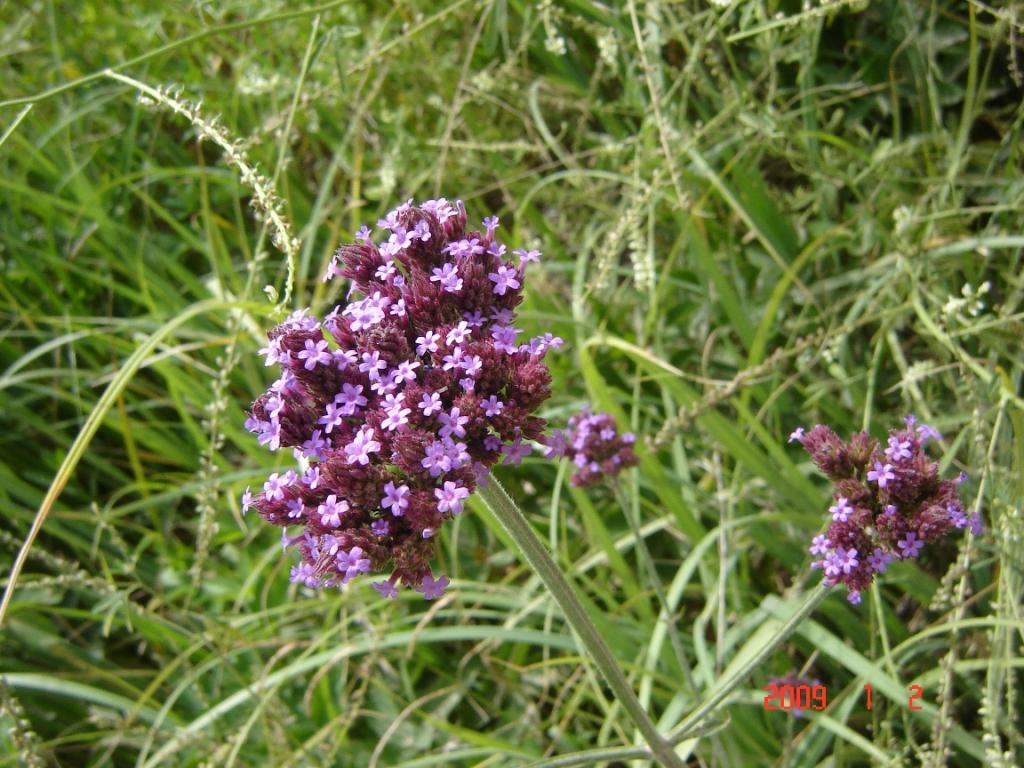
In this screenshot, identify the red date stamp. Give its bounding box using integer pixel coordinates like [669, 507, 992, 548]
[763, 683, 924, 712]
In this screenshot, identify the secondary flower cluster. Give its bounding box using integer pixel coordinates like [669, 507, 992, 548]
[544, 409, 638, 486]
[243, 199, 559, 599]
[791, 416, 977, 605]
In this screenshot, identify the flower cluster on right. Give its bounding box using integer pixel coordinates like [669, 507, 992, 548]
[791, 416, 979, 605]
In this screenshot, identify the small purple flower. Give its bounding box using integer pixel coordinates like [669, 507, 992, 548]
[371, 518, 390, 536]
[258, 338, 286, 366]
[829, 497, 852, 522]
[482, 396, 503, 417]
[382, 396, 411, 431]
[286, 498, 306, 519]
[488, 265, 521, 296]
[430, 263, 463, 293]
[482, 215, 499, 236]
[419, 392, 443, 417]
[823, 550, 843, 578]
[318, 494, 348, 527]
[370, 376, 399, 397]
[502, 437, 532, 467]
[446, 321, 471, 346]
[897, 532, 923, 559]
[867, 462, 896, 488]
[373, 580, 398, 599]
[344, 426, 381, 465]
[241, 487, 253, 514]
[417, 573, 450, 600]
[441, 346, 465, 372]
[421, 440, 450, 477]
[264, 473, 287, 501]
[788, 427, 805, 443]
[808, 534, 831, 556]
[445, 439, 470, 469]
[297, 338, 333, 370]
[392, 360, 420, 383]
[415, 330, 441, 356]
[318, 402, 345, 433]
[359, 350, 388, 377]
[336, 546, 371, 583]
[382, 482, 410, 516]
[438, 407, 469, 439]
[847, 589, 862, 605]
[413, 219, 431, 241]
[337, 383, 368, 415]
[445, 238, 483, 258]
[462, 355, 482, 378]
[867, 548, 892, 573]
[885, 436, 913, 461]
[491, 324, 521, 353]
[948, 504, 968, 529]
[435, 481, 470, 514]
[355, 224, 371, 242]
[917, 424, 941, 443]
[513, 248, 541, 265]
[301, 433, 328, 462]
[839, 547, 859, 574]
[290, 562, 320, 588]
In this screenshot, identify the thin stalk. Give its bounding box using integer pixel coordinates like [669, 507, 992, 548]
[668, 583, 831, 740]
[477, 474, 686, 768]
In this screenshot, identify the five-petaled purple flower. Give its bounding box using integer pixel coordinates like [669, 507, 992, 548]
[244, 200, 556, 598]
[867, 461, 896, 488]
[416, 573, 450, 600]
[434, 481, 470, 515]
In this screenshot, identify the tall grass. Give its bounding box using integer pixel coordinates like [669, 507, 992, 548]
[2, 1, 1022, 765]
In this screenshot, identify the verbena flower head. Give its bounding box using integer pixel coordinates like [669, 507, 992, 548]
[243, 199, 559, 599]
[544, 409, 638, 486]
[793, 416, 977, 604]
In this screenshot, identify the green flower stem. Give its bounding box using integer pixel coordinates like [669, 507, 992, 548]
[478, 474, 686, 768]
[668, 582, 831, 741]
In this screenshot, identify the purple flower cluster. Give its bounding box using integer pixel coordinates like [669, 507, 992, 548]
[243, 199, 560, 599]
[791, 416, 977, 605]
[544, 409, 638, 486]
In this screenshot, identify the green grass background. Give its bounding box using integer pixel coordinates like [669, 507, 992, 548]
[1, 0, 1022, 765]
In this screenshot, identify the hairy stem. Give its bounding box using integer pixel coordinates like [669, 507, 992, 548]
[478, 474, 686, 768]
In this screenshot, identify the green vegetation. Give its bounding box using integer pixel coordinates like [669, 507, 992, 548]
[2, 1, 1022, 765]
